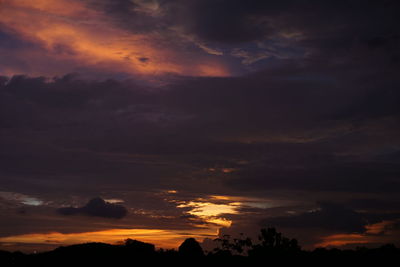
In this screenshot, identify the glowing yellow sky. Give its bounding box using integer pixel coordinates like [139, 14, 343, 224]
[175, 194, 279, 228]
[0, 0, 230, 77]
[177, 200, 241, 227]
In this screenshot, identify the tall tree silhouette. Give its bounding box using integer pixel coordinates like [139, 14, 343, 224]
[249, 227, 300, 258]
[213, 233, 252, 255]
[178, 238, 204, 258]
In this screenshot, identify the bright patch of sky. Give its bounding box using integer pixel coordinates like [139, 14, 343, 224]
[0, 191, 44, 206]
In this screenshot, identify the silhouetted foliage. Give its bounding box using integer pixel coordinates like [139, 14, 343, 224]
[178, 238, 204, 258]
[249, 227, 301, 258]
[1, 228, 399, 266]
[213, 233, 252, 256]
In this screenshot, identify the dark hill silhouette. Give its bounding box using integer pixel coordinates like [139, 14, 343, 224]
[124, 238, 155, 255]
[1, 228, 399, 266]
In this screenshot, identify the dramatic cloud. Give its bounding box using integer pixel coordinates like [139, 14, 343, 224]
[0, 0, 231, 78]
[57, 198, 128, 219]
[316, 219, 400, 248]
[264, 203, 368, 233]
[1, 0, 399, 251]
[1, 71, 400, 202]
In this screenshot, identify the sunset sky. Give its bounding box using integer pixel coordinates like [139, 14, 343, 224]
[1, 0, 400, 252]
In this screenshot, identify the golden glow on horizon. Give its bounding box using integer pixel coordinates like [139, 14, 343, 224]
[0, 228, 217, 250]
[315, 220, 400, 248]
[0, 0, 230, 77]
[315, 233, 369, 247]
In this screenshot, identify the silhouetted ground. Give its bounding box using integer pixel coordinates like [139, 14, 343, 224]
[1, 228, 399, 266]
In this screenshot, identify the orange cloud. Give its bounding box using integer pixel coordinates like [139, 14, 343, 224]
[315, 220, 400, 248]
[315, 233, 370, 247]
[174, 194, 281, 227]
[365, 220, 395, 235]
[177, 200, 241, 227]
[0, 0, 230, 77]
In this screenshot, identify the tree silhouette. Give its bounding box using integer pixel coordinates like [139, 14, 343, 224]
[248, 227, 300, 258]
[178, 238, 204, 258]
[213, 233, 252, 255]
[1, 228, 398, 265]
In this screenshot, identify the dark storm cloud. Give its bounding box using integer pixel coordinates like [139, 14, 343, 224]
[0, 74, 153, 130]
[261, 202, 400, 234]
[347, 199, 400, 212]
[57, 197, 128, 219]
[96, 0, 400, 56]
[227, 156, 400, 193]
[171, 0, 400, 46]
[263, 202, 367, 233]
[165, 0, 278, 43]
[1, 54, 400, 195]
[85, 0, 165, 33]
[1, 74, 151, 109]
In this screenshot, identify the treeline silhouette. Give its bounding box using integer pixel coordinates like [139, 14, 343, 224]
[1, 228, 398, 266]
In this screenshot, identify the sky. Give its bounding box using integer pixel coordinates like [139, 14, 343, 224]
[0, 0, 400, 252]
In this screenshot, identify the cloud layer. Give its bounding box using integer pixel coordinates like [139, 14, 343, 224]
[57, 197, 128, 219]
[0, 0, 400, 251]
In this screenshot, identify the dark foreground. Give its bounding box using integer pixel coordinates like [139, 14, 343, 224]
[1, 228, 399, 266]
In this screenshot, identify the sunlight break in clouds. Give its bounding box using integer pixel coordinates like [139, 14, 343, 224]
[0, 0, 230, 77]
[177, 200, 241, 227]
[175, 195, 281, 228]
